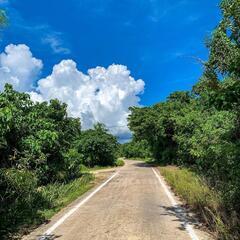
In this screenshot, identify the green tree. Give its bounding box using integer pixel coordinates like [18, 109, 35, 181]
[120, 139, 151, 159]
[76, 123, 118, 167]
[0, 10, 7, 27]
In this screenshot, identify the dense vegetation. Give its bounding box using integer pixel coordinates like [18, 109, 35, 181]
[127, 0, 240, 239]
[0, 85, 119, 238]
[119, 140, 151, 159]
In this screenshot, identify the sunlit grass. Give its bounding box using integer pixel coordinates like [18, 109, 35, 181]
[159, 166, 233, 239]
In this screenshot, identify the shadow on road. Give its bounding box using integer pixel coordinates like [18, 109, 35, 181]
[132, 161, 154, 168]
[37, 234, 62, 240]
[159, 204, 202, 231]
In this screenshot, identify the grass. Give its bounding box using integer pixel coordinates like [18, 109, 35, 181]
[39, 173, 94, 219]
[89, 165, 114, 171]
[37, 160, 120, 222]
[4, 173, 94, 239]
[89, 159, 125, 171]
[158, 166, 234, 240]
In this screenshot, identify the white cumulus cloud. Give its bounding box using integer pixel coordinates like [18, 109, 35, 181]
[0, 44, 43, 91]
[0, 44, 144, 139]
[31, 60, 144, 139]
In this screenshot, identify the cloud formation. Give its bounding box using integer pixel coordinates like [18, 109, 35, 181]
[0, 44, 43, 91]
[0, 44, 144, 139]
[31, 60, 144, 138]
[42, 33, 71, 55]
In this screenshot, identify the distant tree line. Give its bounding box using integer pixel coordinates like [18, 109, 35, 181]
[127, 0, 240, 238]
[119, 140, 151, 159]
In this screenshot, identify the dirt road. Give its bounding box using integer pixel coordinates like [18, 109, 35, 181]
[24, 160, 211, 240]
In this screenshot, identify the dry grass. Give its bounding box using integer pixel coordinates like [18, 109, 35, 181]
[159, 166, 235, 240]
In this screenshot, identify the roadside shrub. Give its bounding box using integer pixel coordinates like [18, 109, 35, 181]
[76, 123, 118, 167]
[0, 169, 48, 238]
[119, 140, 151, 159]
[115, 158, 125, 166]
[63, 148, 85, 180]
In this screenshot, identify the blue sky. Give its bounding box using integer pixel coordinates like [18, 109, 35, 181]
[0, 0, 221, 106]
[0, 0, 221, 140]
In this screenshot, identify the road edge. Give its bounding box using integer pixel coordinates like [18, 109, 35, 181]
[152, 167, 200, 240]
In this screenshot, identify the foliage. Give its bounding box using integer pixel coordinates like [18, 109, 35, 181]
[0, 85, 119, 238]
[0, 169, 93, 239]
[0, 169, 46, 238]
[0, 84, 82, 184]
[119, 140, 151, 159]
[62, 148, 85, 180]
[115, 158, 125, 166]
[38, 173, 94, 220]
[76, 123, 118, 167]
[206, 0, 240, 77]
[128, 91, 191, 163]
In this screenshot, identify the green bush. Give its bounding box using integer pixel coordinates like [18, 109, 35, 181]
[0, 85, 82, 184]
[76, 123, 118, 167]
[0, 169, 48, 238]
[63, 148, 85, 180]
[0, 169, 94, 239]
[0, 85, 119, 238]
[115, 158, 125, 166]
[119, 140, 151, 159]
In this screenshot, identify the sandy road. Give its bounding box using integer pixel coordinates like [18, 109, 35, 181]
[24, 160, 212, 240]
